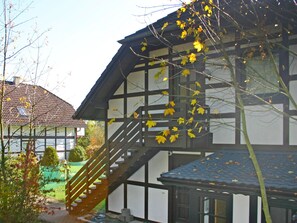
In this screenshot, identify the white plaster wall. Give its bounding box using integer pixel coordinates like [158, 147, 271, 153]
[46, 138, 55, 147]
[148, 94, 168, 105]
[108, 184, 124, 213]
[205, 87, 235, 114]
[76, 127, 85, 137]
[127, 96, 145, 117]
[22, 126, 30, 136]
[210, 118, 236, 144]
[205, 57, 234, 84]
[289, 44, 297, 75]
[46, 128, 55, 136]
[148, 188, 168, 223]
[233, 194, 249, 223]
[10, 138, 20, 152]
[127, 185, 145, 218]
[127, 71, 145, 93]
[114, 83, 124, 95]
[148, 151, 168, 185]
[289, 80, 297, 110]
[290, 116, 297, 145]
[148, 67, 169, 91]
[128, 165, 145, 182]
[241, 104, 283, 145]
[108, 122, 123, 140]
[108, 98, 124, 118]
[149, 48, 168, 58]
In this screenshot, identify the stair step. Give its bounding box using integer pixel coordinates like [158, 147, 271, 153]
[115, 160, 125, 165]
[79, 195, 87, 199]
[75, 199, 82, 203]
[71, 203, 78, 207]
[93, 181, 102, 185]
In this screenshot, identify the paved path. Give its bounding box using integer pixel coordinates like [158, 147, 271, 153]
[39, 199, 80, 223]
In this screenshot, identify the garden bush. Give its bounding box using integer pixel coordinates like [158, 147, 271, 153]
[68, 145, 87, 162]
[85, 144, 100, 159]
[40, 146, 59, 166]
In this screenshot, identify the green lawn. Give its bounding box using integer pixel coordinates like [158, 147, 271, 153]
[42, 161, 106, 212]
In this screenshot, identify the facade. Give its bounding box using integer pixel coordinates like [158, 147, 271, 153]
[71, 1, 297, 222]
[3, 77, 85, 160]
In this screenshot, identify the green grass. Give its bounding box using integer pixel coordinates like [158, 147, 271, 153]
[43, 161, 106, 213]
[43, 162, 86, 202]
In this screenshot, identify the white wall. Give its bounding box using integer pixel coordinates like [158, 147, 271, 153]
[242, 104, 283, 145]
[128, 165, 145, 182]
[233, 194, 250, 223]
[108, 98, 124, 119]
[108, 184, 124, 213]
[127, 185, 145, 218]
[148, 188, 168, 223]
[127, 71, 145, 93]
[290, 116, 297, 145]
[210, 118, 236, 144]
[148, 151, 168, 185]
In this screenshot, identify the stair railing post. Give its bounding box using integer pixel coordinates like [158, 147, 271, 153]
[106, 140, 110, 177]
[86, 164, 89, 194]
[66, 180, 71, 211]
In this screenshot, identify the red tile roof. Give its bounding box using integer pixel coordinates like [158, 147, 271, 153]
[2, 82, 85, 128]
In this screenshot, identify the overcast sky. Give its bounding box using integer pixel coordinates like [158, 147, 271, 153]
[18, 0, 182, 108]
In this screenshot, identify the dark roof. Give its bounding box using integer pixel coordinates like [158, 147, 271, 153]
[159, 150, 297, 196]
[3, 82, 85, 128]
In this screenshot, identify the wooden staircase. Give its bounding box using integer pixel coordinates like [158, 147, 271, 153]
[65, 107, 159, 215]
[65, 104, 212, 215]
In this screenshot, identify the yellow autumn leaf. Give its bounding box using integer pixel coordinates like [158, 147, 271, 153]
[188, 117, 194, 124]
[164, 107, 175, 116]
[191, 106, 196, 115]
[181, 56, 188, 65]
[162, 91, 169, 95]
[163, 77, 168, 81]
[181, 30, 187, 39]
[6, 97, 11, 102]
[213, 108, 220, 115]
[156, 135, 167, 144]
[187, 129, 196, 138]
[146, 120, 157, 128]
[108, 118, 116, 126]
[133, 112, 139, 119]
[162, 129, 171, 137]
[149, 61, 155, 66]
[197, 26, 203, 33]
[192, 90, 200, 96]
[172, 126, 178, 132]
[197, 107, 205, 115]
[191, 99, 197, 106]
[189, 53, 196, 63]
[182, 69, 190, 77]
[193, 40, 204, 52]
[169, 101, 176, 107]
[180, 7, 186, 12]
[162, 22, 169, 30]
[170, 134, 179, 143]
[195, 81, 201, 88]
[198, 126, 203, 133]
[177, 117, 185, 125]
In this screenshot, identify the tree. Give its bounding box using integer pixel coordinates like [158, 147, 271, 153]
[137, 1, 297, 222]
[0, 1, 54, 221]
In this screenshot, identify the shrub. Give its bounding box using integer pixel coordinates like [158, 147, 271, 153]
[85, 144, 100, 159]
[68, 145, 87, 162]
[40, 146, 59, 166]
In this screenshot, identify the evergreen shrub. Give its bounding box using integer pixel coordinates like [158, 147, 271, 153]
[68, 145, 87, 162]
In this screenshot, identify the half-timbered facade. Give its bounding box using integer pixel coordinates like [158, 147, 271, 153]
[71, 1, 297, 222]
[3, 77, 85, 160]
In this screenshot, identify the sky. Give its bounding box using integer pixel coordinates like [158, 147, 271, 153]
[14, 0, 182, 109]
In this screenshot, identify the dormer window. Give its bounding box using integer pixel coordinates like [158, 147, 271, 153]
[17, 107, 29, 116]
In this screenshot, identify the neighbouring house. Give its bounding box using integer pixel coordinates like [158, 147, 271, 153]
[69, 1, 297, 222]
[2, 76, 85, 160]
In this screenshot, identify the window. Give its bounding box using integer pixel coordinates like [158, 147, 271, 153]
[174, 187, 232, 223]
[17, 106, 29, 116]
[245, 54, 279, 94]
